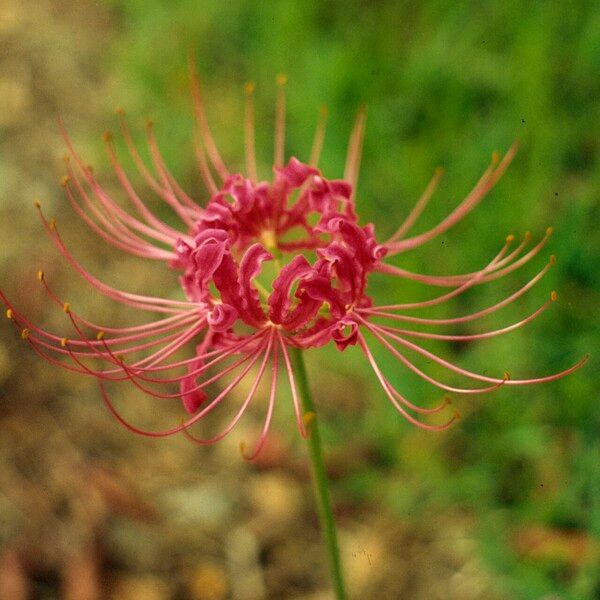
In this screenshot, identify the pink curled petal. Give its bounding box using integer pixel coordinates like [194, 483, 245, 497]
[181, 375, 208, 414]
[331, 317, 359, 350]
[297, 274, 344, 318]
[239, 243, 273, 324]
[212, 253, 244, 313]
[222, 174, 256, 213]
[207, 303, 238, 332]
[275, 157, 319, 188]
[268, 255, 313, 323]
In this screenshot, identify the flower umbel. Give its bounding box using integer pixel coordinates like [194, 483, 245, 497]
[2, 68, 587, 458]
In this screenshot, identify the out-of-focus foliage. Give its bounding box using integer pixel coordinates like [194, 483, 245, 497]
[2, 0, 598, 598]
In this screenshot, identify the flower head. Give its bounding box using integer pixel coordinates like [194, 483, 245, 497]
[1, 66, 587, 458]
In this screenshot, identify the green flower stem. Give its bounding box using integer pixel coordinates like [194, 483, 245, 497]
[289, 347, 347, 600]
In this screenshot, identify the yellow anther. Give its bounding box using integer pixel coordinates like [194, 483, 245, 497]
[503, 371, 511, 381]
[49, 217, 56, 231]
[60, 337, 68, 347]
[303, 411, 316, 426]
[453, 409, 462, 421]
[102, 131, 113, 143]
[34, 199, 41, 209]
[86, 165, 94, 174]
[491, 151, 500, 164]
[21, 328, 30, 340]
[96, 331, 105, 341]
[116, 106, 125, 116]
[60, 175, 70, 187]
[524, 230, 531, 240]
[239, 441, 247, 457]
[506, 234, 515, 243]
[62, 154, 70, 164]
[37, 270, 44, 282]
[550, 255, 557, 264]
[546, 226, 554, 236]
[116, 354, 125, 363]
[6, 309, 14, 320]
[244, 81, 255, 95]
[550, 290, 558, 301]
[63, 302, 71, 314]
[319, 105, 329, 118]
[146, 119, 154, 129]
[435, 166, 445, 177]
[276, 73, 288, 86]
[443, 395, 452, 406]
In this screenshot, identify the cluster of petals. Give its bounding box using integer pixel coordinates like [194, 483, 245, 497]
[1, 66, 587, 457]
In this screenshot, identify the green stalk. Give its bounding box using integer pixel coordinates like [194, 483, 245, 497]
[289, 347, 347, 600]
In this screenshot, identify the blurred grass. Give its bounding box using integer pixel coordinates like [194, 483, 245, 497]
[2, 0, 599, 597]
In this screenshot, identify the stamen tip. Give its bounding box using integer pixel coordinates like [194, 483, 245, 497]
[49, 217, 56, 231]
[276, 73, 288, 86]
[96, 331, 105, 341]
[239, 441, 247, 457]
[491, 151, 500, 164]
[102, 131, 113, 143]
[453, 409, 461, 421]
[443, 395, 452, 406]
[5, 309, 14, 320]
[21, 328, 30, 340]
[435, 166, 445, 177]
[60, 175, 70, 187]
[303, 411, 316, 426]
[63, 302, 71, 314]
[37, 270, 44, 282]
[550, 290, 558, 302]
[319, 105, 329, 118]
[546, 226, 554, 236]
[146, 119, 154, 130]
[244, 81, 255, 95]
[60, 337, 68, 348]
[506, 233, 515, 243]
[524, 230, 532, 240]
[34, 199, 41, 209]
[116, 106, 125, 116]
[503, 371, 511, 381]
[550, 254, 557, 264]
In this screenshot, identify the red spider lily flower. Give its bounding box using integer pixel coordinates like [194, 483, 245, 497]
[1, 67, 587, 459]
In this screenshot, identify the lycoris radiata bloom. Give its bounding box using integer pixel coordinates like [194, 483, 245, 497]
[1, 68, 587, 459]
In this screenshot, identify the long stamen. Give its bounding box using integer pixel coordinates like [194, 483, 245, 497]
[377, 229, 548, 288]
[277, 330, 308, 438]
[274, 74, 287, 168]
[189, 56, 229, 181]
[35, 204, 198, 313]
[386, 143, 519, 255]
[364, 295, 554, 345]
[361, 258, 553, 325]
[387, 167, 444, 243]
[309, 106, 328, 168]
[244, 82, 258, 181]
[373, 235, 514, 307]
[379, 325, 588, 386]
[358, 316, 508, 395]
[99, 334, 266, 437]
[344, 105, 366, 200]
[242, 339, 279, 460]
[184, 330, 274, 445]
[358, 333, 458, 431]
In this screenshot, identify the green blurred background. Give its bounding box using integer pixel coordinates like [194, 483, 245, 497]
[1, 1, 598, 598]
